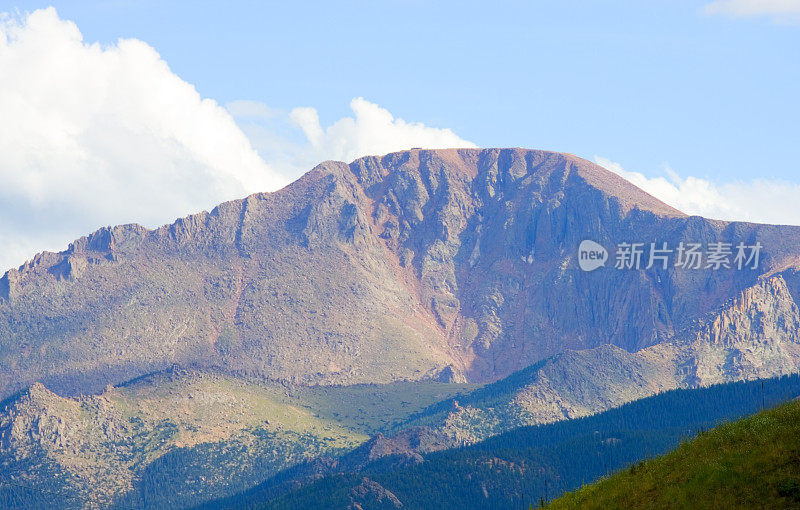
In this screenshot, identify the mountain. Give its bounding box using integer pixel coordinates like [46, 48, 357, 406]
[548, 398, 800, 509]
[386, 344, 675, 445]
[3, 147, 800, 508]
[205, 374, 800, 509]
[3, 148, 800, 401]
[0, 369, 474, 508]
[393, 274, 800, 443]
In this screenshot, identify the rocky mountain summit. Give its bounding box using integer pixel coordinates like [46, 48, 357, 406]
[2, 148, 800, 401]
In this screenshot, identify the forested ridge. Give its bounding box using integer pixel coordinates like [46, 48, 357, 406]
[209, 373, 800, 509]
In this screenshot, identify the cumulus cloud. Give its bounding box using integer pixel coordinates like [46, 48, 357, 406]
[0, 8, 475, 272]
[595, 156, 800, 226]
[290, 97, 477, 163]
[227, 97, 477, 181]
[0, 7, 285, 271]
[703, 0, 800, 22]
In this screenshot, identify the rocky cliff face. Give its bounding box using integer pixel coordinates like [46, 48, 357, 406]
[396, 273, 800, 445]
[2, 148, 800, 398]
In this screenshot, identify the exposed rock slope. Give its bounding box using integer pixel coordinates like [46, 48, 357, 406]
[2, 148, 800, 399]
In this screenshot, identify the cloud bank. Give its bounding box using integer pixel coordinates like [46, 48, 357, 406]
[703, 0, 800, 22]
[0, 8, 475, 272]
[595, 157, 800, 226]
[0, 7, 283, 271]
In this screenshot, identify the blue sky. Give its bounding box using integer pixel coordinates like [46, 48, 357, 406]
[1, 1, 799, 270]
[12, 0, 797, 181]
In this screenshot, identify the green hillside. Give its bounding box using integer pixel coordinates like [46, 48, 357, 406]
[548, 400, 800, 509]
[207, 374, 800, 509]
[0, 370, 476, 508]
[396, 345, 681, 445]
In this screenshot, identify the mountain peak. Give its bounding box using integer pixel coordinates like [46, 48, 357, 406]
[348, 148, 686, 218]
[0, 147, 796, 398]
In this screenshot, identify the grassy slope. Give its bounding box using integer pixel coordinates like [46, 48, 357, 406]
[288, 381, 481, 435]
[396, 346, 678, 445]
[231, 374, 800, 510]
[0, 371, 368, 507]
[548, 400, 800, 509]
[0, 370, 477, 508]
[113, 371, 366, 448]
[125, 376, 478, 507]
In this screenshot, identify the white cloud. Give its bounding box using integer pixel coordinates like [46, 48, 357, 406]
[703, 0, 800, 22]
[225, 100, 277, 119]
[291, 97, 477, 164]
[227, 97, 477, 181]
[0, 7, 286, 272]
[595, 156, 800, 226]
[0, 8, 476, 273]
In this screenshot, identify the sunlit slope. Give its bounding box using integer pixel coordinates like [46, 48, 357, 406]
[548, 400, 800, 509]
[0, 370, 475, 508]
